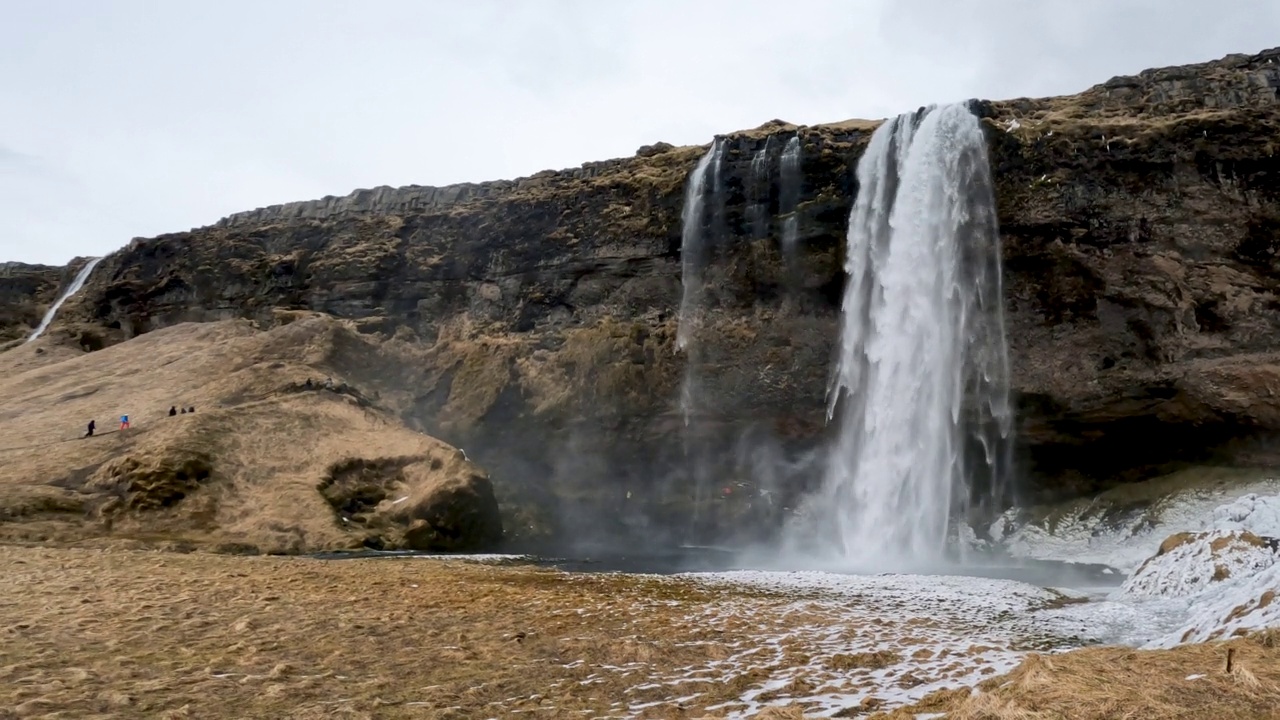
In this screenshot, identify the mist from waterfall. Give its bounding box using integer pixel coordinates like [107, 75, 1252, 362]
[27, 257, 105, 342]
[796, 103, 1013, 568]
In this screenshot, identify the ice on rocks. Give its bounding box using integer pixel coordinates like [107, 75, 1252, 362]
[1118, 531, 1279, 600]
[996, 483, 1280, 573]
[1149, 561, 1280, 647]
[1211, 493, 1280, 538]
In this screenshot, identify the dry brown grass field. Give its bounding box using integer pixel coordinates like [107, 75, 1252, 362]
[2, 547, 1278, 720]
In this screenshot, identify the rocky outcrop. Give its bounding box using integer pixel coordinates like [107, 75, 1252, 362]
[8, 48, 1280, 546]
[318, 454, 503, 551]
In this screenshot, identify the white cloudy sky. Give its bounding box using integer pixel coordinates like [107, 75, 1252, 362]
[1, 0, 1276, 265]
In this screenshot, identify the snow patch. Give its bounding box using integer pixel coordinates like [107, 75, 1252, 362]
[652, 570, 1090, 718]
[1211, 494, 1280, 538]
[1150, 561, 1280, 647]
[1119, 531, 1278, 600]
[997, 482, 1280, 573]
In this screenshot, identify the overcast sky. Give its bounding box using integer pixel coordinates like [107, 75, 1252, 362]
[1, 0, 1276, 265]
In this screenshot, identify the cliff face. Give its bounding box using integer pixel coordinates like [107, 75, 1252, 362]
[15, 48, 1280, 544]
[0, 262, 63, 345]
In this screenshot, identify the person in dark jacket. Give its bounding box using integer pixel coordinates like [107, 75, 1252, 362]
[85, 420, 95, 437]
[169, 406, 177, 417]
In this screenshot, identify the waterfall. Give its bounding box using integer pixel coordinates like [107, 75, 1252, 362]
[748, 136, 775, 239]
[779, 135, 803, 258]
[676, 139, 724, 356]
[676, 139, 727, 536]
[676, 138, 725, 429]
[27, 256, 104, 342]
[809, 103, 1013, 566]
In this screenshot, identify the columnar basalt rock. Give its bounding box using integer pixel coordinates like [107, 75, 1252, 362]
[7, 48, 1280, 543]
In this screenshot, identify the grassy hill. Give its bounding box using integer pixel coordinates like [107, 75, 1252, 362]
[0, 315, 501, 554]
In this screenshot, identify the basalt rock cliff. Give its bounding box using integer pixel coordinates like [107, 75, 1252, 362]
[5, 48, 1280, 547]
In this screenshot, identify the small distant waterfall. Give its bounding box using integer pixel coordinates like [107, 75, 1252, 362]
[748, 137, 775, 239]
[27, 257, 104, 342]
[779, 135, 803, 259]
[805, 103, 1013, 566]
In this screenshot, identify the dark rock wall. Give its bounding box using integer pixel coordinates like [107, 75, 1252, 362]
[12, 48, 1280, 544]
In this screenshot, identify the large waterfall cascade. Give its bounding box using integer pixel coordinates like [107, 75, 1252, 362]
[27, 256, 105, 342]
[672, 116, 1011, 559]
[808, 103, 1013, 566]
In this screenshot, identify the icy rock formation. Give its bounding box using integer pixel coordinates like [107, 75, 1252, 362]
[1162, 561, 1280, 645]
[1120, 530, 1279, 600]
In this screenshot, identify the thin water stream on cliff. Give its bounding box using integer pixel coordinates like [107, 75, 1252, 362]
[779, 134, 802, 262]
[748, 135, 775, 239]
[27, 256, 104, 342]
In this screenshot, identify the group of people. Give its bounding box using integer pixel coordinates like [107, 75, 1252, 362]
[83, 405, 196, 437]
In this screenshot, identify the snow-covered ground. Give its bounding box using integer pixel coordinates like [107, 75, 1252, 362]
[669, 572, 1080, 717]
[1119, 530, 1277, 600]
[993, 477, 1280, 573]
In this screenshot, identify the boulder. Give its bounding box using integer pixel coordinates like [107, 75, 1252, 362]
[317, 453, 502, 551]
